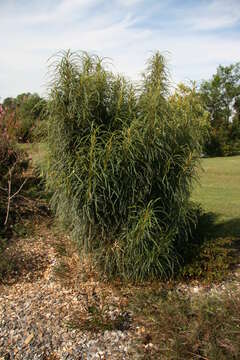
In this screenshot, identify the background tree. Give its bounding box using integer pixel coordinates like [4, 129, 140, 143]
[16, 93, 46, 142]
[200, 63, 240, 156]
[2, 97, 17, 110]
[1, 93, 46, 142]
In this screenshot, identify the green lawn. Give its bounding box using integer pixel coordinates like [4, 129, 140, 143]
[193, 156, 240, 237]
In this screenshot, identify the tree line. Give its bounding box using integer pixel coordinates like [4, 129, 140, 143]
[0, 93, 46, 143]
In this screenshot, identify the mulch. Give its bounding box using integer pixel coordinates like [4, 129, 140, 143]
[0, 222, 141, 360]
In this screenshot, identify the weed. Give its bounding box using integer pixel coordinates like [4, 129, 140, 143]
[53, 261, 70, 279]
[67, 306, 132, 333]
[128, 284, 240, 359]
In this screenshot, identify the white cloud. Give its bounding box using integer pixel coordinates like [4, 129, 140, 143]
[0, 0, 240, 99]
[185, 0, 240, 31]
[116, 0, 143, 7]
[2, 0, 101, 25]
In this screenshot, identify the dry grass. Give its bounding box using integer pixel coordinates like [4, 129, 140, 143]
[121, 281, 240, 359]
[49, 227, 240, 359]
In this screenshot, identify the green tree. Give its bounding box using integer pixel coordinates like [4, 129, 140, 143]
[16, 93, 45, 142]
[3, 97, 16, 110]
[2, 93, 46, 142]
[200, 63, 240, 156]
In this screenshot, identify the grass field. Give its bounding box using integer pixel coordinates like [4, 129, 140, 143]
[193, 156, 240, 220]
[193, 156, 240, 238]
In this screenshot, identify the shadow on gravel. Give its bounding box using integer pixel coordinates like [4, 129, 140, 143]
[0, 243, 51, 285]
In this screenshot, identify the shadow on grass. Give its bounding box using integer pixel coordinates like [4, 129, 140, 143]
[213, 218, 240, 239]
[196, 212, 240, 240]
[179, 212, 240, 280]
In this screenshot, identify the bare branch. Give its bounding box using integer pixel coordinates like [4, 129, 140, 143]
[4, 168, 12, 226]
[4, 163, 27, 226]
[10, 178, 27, 200]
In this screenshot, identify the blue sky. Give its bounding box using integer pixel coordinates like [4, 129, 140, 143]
[1, 0, 240, 99]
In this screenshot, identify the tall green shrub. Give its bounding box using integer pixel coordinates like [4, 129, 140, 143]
[47, 51, 208, 280]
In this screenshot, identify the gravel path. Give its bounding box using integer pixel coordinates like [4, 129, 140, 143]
[2, 223, 238, 359]
[0, 225, 139, 360]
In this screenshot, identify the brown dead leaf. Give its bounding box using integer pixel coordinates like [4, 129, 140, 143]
[24, 332, 34, 345]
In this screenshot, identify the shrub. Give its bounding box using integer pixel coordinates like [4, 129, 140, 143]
[47, 51, 209, 281]
[1, 93, 46, 143]
[180, 237, 234, 281]
[0, 133, 27, 278]
[0, 132, 49, 281]
[16, 94, 46, 142]
[204, 128, 240, 157]
[0, 133, 28, 231]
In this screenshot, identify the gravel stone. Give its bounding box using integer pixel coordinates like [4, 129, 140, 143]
[0, 226, 139, 359]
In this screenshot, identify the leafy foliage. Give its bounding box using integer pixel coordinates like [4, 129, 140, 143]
[0, 133, 28, 279]
[200, 63, 240, 156]
[47, 50, 208, 281]
[0, 133, 28, 233]
[0, 134, 49, 281]
[1, 93, 46, 142]
[180, 236, 234, 281]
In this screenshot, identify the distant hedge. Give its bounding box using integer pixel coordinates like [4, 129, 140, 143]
[47, 51, 209, 280]
[1, 93, 46, 143]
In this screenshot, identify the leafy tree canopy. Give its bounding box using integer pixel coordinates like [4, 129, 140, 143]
[200, 63, 240, 156]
